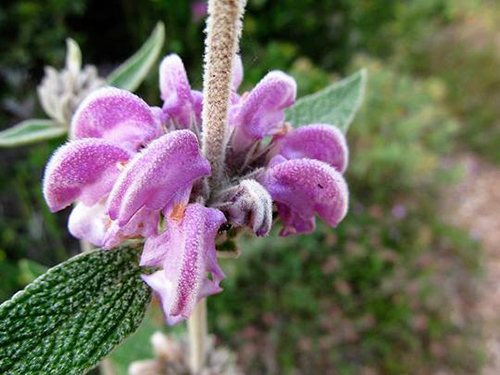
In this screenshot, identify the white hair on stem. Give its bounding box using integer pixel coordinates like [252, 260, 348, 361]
[201, 0, 246, 192]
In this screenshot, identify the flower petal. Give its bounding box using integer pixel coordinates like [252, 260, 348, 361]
[159, 54, 200, 129]
[275, 124, 349, 173]
[232, 54, 243, 91]
[141, 204, 226, 325]
[260, 157, 348, 236]
[68, 201, 109, 247]
[108, 130, 211, 226]
[43, 139, 132, 212]
[102, 207, 159, 249]
[71, 87, 161, 150]
[231, 71, 296, 151]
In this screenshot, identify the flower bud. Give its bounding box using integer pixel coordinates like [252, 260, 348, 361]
[215, 179, 273, 236]
[37, 40, 105, 126]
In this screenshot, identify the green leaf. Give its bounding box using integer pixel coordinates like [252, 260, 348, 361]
[0, 243, 152, 375]
[285, 69, 368, 133]
[107, 22, 165, 92]
[0, 119, 67, 147]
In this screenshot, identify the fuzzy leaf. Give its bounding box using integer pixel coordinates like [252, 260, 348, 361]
[0, 243, 152, 375]
[107, 22, 165, 92]
[65, 38, 82, 73]
[0, 119, 66, 147]
[285, 69, 367, 133]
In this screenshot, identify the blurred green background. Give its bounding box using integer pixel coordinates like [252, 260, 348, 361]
[1, 0, 499, 373]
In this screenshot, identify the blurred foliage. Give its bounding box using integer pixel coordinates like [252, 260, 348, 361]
[346, 0, 500, 163]
[0, 0, 495, 373]
[397, 2, 500, 164]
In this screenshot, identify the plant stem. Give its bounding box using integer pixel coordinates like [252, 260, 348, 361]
[193, 0, 246, 371]
[188, 298, 208, 373]
[201, 0, 245, 191]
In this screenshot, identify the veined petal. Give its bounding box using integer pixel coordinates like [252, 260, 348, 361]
[260, 157, 348, 236]
[141, 204, 226, 325]
[231, 71, 296, 150]
[108, 130, 211, 226]
[71, 87, 161, 150]
[274, 124, 349, 173]
[160, 54, 198, 129]
[43, 139, 132, 212]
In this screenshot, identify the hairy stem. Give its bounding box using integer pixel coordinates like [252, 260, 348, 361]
[192, 0, 246, 371]
[188, 298, 208, 373]
[201, 0, 245, 191]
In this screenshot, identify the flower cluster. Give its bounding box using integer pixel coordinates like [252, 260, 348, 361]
[43, 54, 349, 324]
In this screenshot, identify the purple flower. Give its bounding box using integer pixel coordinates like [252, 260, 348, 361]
[159, 55, 203, 130]
[42, 53, 350, 325]
[229, 71, 297, 152]
[260, 157, 348, 236]
[71, 87, 162, 151]
[272, 124, 349, 173]
[44, 88, 210, 252]
[107, 130, 210, 227]
[141, 203, 225, 325]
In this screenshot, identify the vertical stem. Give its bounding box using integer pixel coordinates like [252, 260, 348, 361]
[193, 0, 245, 372]
[201, 0, 245, 190]
[188, 298, 208, 373]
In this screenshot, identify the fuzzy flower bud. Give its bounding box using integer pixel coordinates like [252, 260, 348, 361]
[37, 39, 105, 126]
[214, 179, 272, 236]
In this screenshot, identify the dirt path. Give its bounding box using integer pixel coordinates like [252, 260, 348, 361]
[443, 154, 500, 374]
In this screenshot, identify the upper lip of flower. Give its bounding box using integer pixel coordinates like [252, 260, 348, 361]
[71, 87, 162, 150]
[107, 129, 211, 227]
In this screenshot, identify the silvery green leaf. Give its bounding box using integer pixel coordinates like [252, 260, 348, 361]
[65, 38, 82, 74]
[107, 22, 165, 92]
[285, 69, 367, 133]
[0, 119, 66, 147]
[0, 243, 152, 375]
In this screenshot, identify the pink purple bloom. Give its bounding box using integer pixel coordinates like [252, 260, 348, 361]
[141, 204, 225, 325]
[42, 53, 350, 325]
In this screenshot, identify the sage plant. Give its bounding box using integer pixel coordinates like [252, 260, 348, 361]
[0, 0, 366, 374]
